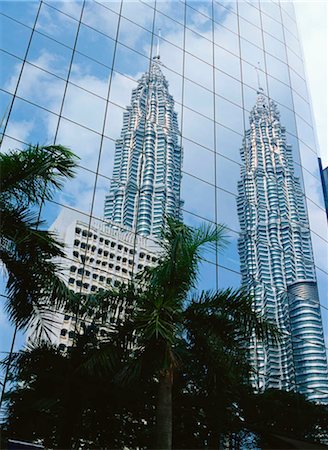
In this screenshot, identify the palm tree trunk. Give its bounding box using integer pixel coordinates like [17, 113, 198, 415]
[155, 369, 173, 449]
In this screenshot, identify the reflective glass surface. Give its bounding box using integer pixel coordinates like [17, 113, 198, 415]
[1, 0, 327, 399]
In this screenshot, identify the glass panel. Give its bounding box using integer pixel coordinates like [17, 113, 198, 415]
[159, 38, 184, 75]
[52, 1, 84, 20]
[27, 32, 73, 79]
[104, 101, 125, 140]
[62, 83, 107, 133]
[183, 107, 215, 150]
[121, 0, 154, 31]
[214, 44, 241, 79]
[216, 123, 243, 165]
[16, 63, 66, 114]
[0, 51, 22, 94]
[186, 4, 212, 36]
[299, 143, 320, 179]
[304, 180, 326, 221]
[0, 0, 39, 26]
[70, 52, 111, 98]
[216, 154, 241, 195]
[76, 23, 116, 67]
[218, 265, 242, 289]
[243, 83, 260, 113]
[217, 188, 239, 233]
[98, 136, 116, 181]
[0, 90, 12, 133]
[182, 139, 215, 185]
[278, 103, 297, 138]
[219, 229, 241, 273]
[36, 3, 79, 47]
[216, 96, 243, 133]
[109, 73, 138, 109]
[56, 117, 102, 172]
[185, 27, 212, 64]
[154, 10, 184, 49]
[198, 261, 217, 291]
[263, 32, 287, 62]
[184, 79, 214, 119]
[242, 60, 266, 91]
[182, 173, 216, 222]
[293, 91, 312, 125]
[93, 173, 113, 218]
[213, 2, 238, 33]
[281, 8, 299, 39]
[0, 134, 26, 155]
[97, 0, 121, 14]
[284, 28, 301, 55]
[163, 68, 183, 105]
[268, 75, 293, 110]
[6, 97, 58, 144]
[213, 22, 239, 56]
[289, 68, 308, 101]
[82, 1, 119, 39]
[296, 115, 316, 150]
[114, 44, 149, 78]
[240, 38, 265, 69]
[0, 14, 31, 58]
[265, 53, 289, 85]
[311, 232, 328, 274]
[185, 52, 213, 90]
[261, 10, 284, 42]
[118, 16, 152, 59]
[156, 0, 185, 24]
[260, 1, 281, 22]
[239, 16, 262, 44]
[286, 131, 301, 166]
[286, 47, 305, 78]
[187, 1, 212, 20]
[51, 166, 97, 216]
[238, 1, 261, 28]
[215, 69, 242, 107]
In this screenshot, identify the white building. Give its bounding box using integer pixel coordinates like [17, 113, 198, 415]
[38, 208, 160, 350]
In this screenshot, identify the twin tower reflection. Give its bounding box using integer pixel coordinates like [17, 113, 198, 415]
[56, 55, 328, 403]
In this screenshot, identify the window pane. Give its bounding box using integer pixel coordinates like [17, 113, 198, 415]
[82, 1, 119, 39]
[184, 79, 214, 119]
[0, 14, 31, 58]
[62, 83, 107, 133]
[76, 24, 115, 67]
[36, 3, 79, 47]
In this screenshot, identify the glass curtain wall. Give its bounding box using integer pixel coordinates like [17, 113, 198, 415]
[0, 0, 327, 402]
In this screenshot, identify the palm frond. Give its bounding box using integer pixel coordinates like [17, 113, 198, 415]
[187, 289, 281, 343]
[1, 205, 66, 260]
[0, 144, 78, 204]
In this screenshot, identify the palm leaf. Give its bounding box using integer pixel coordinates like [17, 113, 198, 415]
[0, 144, 78, 203]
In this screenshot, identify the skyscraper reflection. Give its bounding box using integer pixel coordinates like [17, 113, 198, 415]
[237, 87, 328, 402]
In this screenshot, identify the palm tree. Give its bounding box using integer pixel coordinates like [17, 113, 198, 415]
[0, 144, 78, 411]
[110, 217, 279, 449]
[0, 144, 78, 334]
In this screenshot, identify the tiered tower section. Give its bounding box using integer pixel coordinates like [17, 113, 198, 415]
[104, 59, 183, 237]
[237, 88, 328, 402]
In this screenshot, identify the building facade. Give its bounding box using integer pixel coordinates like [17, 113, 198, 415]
[1, 0, 327, 403]
[237, 87, 328, 401]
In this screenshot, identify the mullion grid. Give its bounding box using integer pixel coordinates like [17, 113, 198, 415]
[1, 0, 328, 403]
[0, 6, 312, 120]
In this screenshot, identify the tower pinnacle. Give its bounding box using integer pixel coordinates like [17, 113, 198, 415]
[153, 29, 161, 60]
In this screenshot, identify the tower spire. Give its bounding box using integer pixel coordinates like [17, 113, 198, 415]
[255, 61, 263, 92]
[154, 29, 161, 60]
